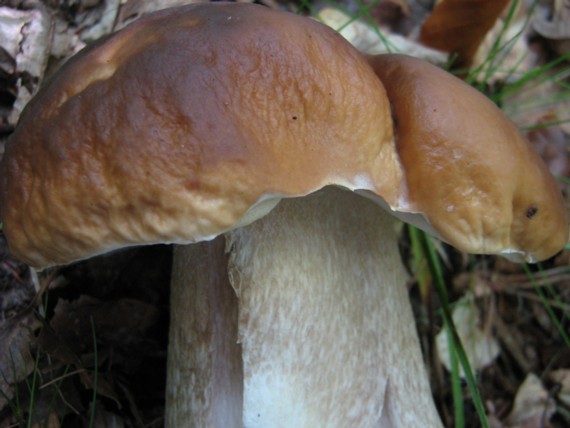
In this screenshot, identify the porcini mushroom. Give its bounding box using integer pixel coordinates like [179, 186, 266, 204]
[365, 53, 568, 263]
[0, 3, 566, 427]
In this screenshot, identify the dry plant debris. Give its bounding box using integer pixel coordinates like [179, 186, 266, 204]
[419, 0, 512, 68]
[436, 293, 501, 377]
[317, 7, 448, 63]
[0, 0, 569, 427]
[0, 5, 51, 135]
[506, 373, 556, 428]
[533, 0, 570, 56]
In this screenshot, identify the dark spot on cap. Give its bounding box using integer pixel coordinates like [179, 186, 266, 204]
[526, 205, 539, 219]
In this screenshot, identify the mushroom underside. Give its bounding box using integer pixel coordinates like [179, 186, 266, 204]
[167, 187, 443, 427]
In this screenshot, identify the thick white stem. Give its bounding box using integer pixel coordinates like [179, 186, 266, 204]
[167, 237, 243, 427]
[167, 187, 443, 427]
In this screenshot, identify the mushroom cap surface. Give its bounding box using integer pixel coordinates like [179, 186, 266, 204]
[367, 54, 568, 262]
[0, 3, 401, 267]
[0, 4, 566, 267]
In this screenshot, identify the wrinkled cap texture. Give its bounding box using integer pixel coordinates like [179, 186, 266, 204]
[0, 3, 402, 267]
[0, 3, 566, 267]
[367, 54, 568, 262]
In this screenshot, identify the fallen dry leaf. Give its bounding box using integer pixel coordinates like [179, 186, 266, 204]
[419, 0, 511, 68]
[31, 412, 59, 428]
[549, 369, 570, 408]
[436, 294, 500, 376]
[0, 5, 52, 128]
[533, 0, 570, 56]
[317, 7, 447, 63]
[526, 116, 570, 178]
[470, 11, 534, 84]
[116, 0, 199, 29]
[74, 0, 121, 42]
[49, 296, 159, 359]
[0, 312, 41, 410]
[92, 406, 125, 428]
[506, 373, 556, 428]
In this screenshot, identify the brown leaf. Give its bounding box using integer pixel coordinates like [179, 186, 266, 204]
[115, 0, 199, 29]
[318, 8, 447, 63]
[533, 0, 570, 40]
[436, 294, 500, 376]
[31, 411, 60, 428]
[526, 118, 570, 178]
[36, 321, 82, 367]
[0, 5, 52, 127]
[48, 295, 159, 376]
[549, 369, 570, 407]
[92, 406, 125, 428]
[420, 0, 511, 68]
[506, 374, 556, 428]
[79, 371, 122, 409]
[0, 313, 41, 409]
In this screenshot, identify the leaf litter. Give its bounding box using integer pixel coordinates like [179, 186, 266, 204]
[0, 0, 569, 427]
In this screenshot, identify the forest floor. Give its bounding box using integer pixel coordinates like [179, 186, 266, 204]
[0, 1, 569, 427]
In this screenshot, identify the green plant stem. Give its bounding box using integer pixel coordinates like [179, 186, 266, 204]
[524, 264, 570, 349]
[418, 229, 490, 428]
[88, 317, 98, 428]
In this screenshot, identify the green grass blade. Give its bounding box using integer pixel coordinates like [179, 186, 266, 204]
[418, 229, 490, 428]
[88, 317, 98, 428]
[523, 264, 570, 349]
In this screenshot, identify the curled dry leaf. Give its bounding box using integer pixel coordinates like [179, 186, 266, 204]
[78, 371, 123, 410]
[470, 12, 534, 83]
[0, 5, 52, 128]
[366, 0, 432, 36]
[533, 0, 570, 39]
[420, 0, 538, 84]
[436, 294, 500, 377]
[419, 0, 511, 68]
[92, 407, 126, 428]
[533, 0, 570, 56]
[526, 117, 570, 178]
[317, 7, 447, 63]
[549, 369, 570, 408]
[506, 373, 556, 428]
[77, 0, 121, 42]
[0, 245, 35, 318]
[116, 0, 201, 29]
[30, 411, 60, 428]
[0, 312, 41, 410]
[452, 270, 493, 297]
[32, 295, 160, 422]
[49, 295, 159, 358]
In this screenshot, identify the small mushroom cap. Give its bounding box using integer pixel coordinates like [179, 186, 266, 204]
[0, 3, 402, 267]
[367, 54, 568, 262]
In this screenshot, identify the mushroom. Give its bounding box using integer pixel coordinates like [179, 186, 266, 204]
[0, 3, 566, 427]
[366, 53, 568, 263]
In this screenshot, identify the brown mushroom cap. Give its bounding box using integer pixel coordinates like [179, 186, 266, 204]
[0, 4, 566, 268]
[0, 3, 402, 267]
[367, 54, 568, 262]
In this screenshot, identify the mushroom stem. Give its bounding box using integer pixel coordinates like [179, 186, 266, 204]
[167, 237, 243, 427]
[167, 187, 443, 427]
